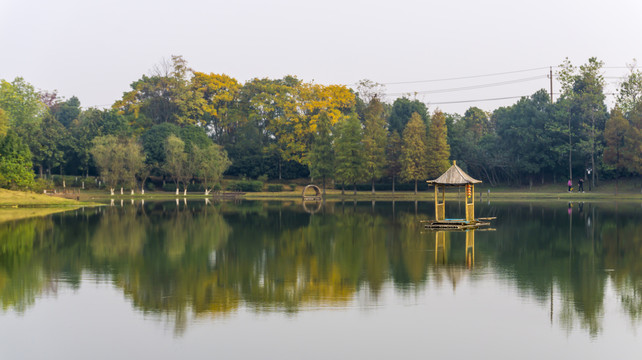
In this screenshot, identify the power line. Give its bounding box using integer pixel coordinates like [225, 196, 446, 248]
[423, 95, 528, 105]
[376, 66, 551, 85]
[383, 75, 547, 96]
[359, 64, 640, 88]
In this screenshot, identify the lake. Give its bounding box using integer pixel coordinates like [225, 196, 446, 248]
[1, 198, 641, 359]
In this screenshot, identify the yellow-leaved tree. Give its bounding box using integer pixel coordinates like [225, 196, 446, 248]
[265, 79, 355, 178]
[190, 72, 241, 140]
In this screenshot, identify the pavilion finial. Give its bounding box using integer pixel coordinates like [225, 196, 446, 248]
[453, 160, 456, 166]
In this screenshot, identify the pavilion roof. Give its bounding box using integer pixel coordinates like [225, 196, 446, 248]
[427, 162, 481, 185]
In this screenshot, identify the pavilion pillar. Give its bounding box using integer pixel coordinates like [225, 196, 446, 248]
[465, 184, 475, 221]
[435, 185, 445, 221]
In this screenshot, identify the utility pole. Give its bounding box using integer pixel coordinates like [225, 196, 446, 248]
[569, 111, 572, 184]
[549, 66, 554, 103]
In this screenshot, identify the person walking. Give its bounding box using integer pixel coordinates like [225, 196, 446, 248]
[567, 179, 572, 192]
[578, 178, 584, 193]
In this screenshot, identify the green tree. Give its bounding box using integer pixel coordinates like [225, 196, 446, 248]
[191, 143, 231, 195]
[34, 113, 69, 178]
[603, 108, 630, 194]
[164, 135, 189, 195]
[494, 90, 556, 186]
[141, 123, 181, 168]
[0, 108, 8, 137]
[557, 57, 608, 188]
[91, 136, 144, 195]
[615, 64, 642, 177]
[113, 55, 195, 129]
[385, 130, 402, 194]
[0, 78, 46, 169]
[123, 140, 145, 194]
[0, 77, 45, 130]
[308, 111, 334, 195]
[425, 110, 451, 179]
[0, 130, 35, 189]
[616, 61, 642, 118]
[179, 125, 211, 151]
[362, 98, 387, 194]
[68, 109, 102, 177]
[91, 136, 125, 195]
[388, 97, 428, 136]
[52, 96, 81, 128]
[334, 114, 365, 195]
[401, 112, 428, 194]
[461, 107, 491, 141]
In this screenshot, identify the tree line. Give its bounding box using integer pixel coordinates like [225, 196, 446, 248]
[1, 56, 641, 193]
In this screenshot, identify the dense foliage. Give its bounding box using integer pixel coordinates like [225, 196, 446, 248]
[1, 56, 642, 193]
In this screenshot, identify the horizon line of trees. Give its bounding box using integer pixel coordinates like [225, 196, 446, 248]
[1, 56, 642, 194]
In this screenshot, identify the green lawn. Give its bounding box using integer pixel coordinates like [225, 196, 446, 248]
[0, 188, 93, 206]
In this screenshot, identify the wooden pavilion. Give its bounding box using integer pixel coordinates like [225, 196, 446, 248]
[424, 161, 491, 229]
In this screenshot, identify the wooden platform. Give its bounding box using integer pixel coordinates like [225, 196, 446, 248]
[422, 218, 494, 230]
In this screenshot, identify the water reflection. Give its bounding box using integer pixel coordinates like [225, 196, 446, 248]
[0, 200, 641, 337]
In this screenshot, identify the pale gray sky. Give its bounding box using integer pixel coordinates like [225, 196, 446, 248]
[1, 0, 641, 114]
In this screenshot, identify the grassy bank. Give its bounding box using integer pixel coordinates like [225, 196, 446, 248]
[0, 188, 100, 222]
[0, 188, 99, 206]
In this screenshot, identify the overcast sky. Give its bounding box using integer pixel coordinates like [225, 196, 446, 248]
[2, 0, 641, 114]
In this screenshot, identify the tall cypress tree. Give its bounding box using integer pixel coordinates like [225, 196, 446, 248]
[363, 98, 387, 194]
[386, 130, 402, 194]
[401, 112, 428, 194]
[308, 111, 334, 195]
[334, 114, 365, 195]
[603, 107, 629, 195]
[426, 110, 451, 178]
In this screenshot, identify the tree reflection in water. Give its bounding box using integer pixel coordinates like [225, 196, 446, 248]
[0, 200, 642, 336]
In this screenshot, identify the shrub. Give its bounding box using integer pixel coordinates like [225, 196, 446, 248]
[289, 183, 297, 191]
[187, 183, 205, 192]
[52, 175, 63, 186]
[227, 179, 263, 192]
[162, 183, 179, 192]
[31, 178, 53, 193]
[267, 184, 283, 192]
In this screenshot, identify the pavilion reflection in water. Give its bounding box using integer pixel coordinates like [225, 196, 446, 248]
[434, 230, 476, 269]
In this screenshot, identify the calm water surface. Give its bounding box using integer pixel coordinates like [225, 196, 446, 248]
[1, 199, 641, 359]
